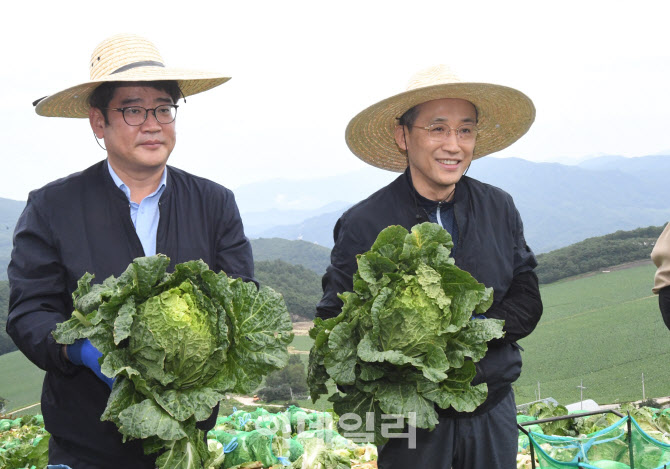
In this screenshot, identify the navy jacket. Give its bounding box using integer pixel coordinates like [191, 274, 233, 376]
[317, 169, 542, 416]
[6, 160, 254, 467]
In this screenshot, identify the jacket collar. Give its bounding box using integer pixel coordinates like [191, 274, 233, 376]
[401, 166, 469, 207]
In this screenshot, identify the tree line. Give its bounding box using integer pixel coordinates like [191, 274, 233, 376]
[0, 281, 13, 355]
[535, 224, 666, 284]
[254, 259, 322, 320]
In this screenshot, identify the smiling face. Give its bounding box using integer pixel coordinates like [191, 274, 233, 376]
[394, 98, 477, 201]
[89, 85, 176, 178]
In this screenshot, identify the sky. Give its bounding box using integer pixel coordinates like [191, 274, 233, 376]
[1, 0, 669, 202]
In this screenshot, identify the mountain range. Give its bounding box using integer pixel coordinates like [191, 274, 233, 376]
[0, 154, 668, 280]
[240, 154, 670, 253]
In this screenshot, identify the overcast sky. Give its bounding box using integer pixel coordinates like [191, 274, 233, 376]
[2, 0, 668, 202]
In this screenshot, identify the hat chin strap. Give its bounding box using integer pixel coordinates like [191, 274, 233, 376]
[94, 132, 106, 151]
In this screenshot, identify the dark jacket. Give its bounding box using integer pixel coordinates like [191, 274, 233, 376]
[659, 286, 670, 329]
[6, 160, 254, 467]
[317, 169, 542, 416]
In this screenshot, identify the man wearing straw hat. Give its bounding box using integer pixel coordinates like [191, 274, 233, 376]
[6, 34, 253, 468]
[316, 65, 543, 468]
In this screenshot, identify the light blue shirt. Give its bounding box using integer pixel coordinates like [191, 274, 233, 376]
[107, 162, 167, 256]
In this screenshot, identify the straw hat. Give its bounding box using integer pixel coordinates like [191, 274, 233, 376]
[34, 33, 231, 118]
[345, 65, 536, 172]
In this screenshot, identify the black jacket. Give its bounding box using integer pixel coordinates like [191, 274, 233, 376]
[6, 160, 254, 467]
[659, 286, 670, 329]
[317, 169, 542, 416]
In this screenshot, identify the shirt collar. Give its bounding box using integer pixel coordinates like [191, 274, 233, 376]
[107, 160, 168, 202]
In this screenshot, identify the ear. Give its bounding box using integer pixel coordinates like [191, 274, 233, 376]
[89, 107, 105, 138]
[394, 124, 408, 151]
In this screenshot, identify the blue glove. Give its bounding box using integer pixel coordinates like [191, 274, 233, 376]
[66, 339, 115, 389]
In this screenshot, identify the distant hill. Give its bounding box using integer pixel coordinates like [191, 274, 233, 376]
[0, 198, 25, 280]
[251, 238, 331, 275]
[2, 155, 668, 273]
[253, 211, 345, 250]
[254, 259, 322, 320]
[242, 155, 670, 252]
[243, 201, 350, 239]
[576, 154, 670, 173]
[467, 156, 670, 252]
[0, 280, 15, 355]
[535, 224, 666, 284]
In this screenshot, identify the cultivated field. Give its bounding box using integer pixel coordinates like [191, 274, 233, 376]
[516, 263, 668, 405]
[0, 351, 43, 414]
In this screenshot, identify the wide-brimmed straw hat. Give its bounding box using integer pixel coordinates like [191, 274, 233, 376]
[34, 33, 231, 118]
[345, 65, 536, 172]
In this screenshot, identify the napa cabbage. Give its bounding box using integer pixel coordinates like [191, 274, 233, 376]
[53, 255, 293, 469]
[307, 223, 504, 445]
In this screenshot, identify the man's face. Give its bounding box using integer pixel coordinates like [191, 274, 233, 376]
[89, 85, 176, 175]
[394, 98, 477, 201]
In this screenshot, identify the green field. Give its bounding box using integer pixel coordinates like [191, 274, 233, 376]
[0, 351, 44, 414]
[289, 335, 314, 352]
[2, 263, 667, 414]
[516, 263, 668, 405]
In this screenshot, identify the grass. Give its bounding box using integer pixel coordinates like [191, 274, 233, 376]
[515, 263, 668, 405]
[0, 351, 44, 415]
[289, 335, 314, 353]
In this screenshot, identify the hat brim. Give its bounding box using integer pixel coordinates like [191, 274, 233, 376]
[34, 66, 231, 118]
[345, 82, 536, 172]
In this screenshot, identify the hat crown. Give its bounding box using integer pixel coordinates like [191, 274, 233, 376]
[405, 64, 462, 91]
[88, 34, 165, 80]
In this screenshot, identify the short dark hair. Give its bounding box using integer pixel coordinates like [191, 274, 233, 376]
[398, 104, 422, 129]
[89, 80, 181, 124]
[398, 101, 479, 129]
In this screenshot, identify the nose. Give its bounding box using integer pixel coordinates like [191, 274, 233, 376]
[140, 109, 163, 130]
[440, 131, 461, 152]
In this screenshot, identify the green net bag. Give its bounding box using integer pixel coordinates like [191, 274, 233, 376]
[526, 415, 670, 469]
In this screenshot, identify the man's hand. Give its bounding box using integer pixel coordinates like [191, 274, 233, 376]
[65, 339, 115, 389]
[484, 270, 543, 343]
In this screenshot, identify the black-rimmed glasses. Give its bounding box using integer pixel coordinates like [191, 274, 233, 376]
[106, 104, 179, 126]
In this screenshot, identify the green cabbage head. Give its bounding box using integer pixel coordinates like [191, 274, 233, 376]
[130, 281, 222, 389]
[376, 276, 450, 357]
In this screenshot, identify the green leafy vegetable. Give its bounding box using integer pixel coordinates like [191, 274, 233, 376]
[0, 416, 50, 469]
[53, 255, 293, 469]
[308, 223, 504, 445]
[527, 401, 577, 436]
